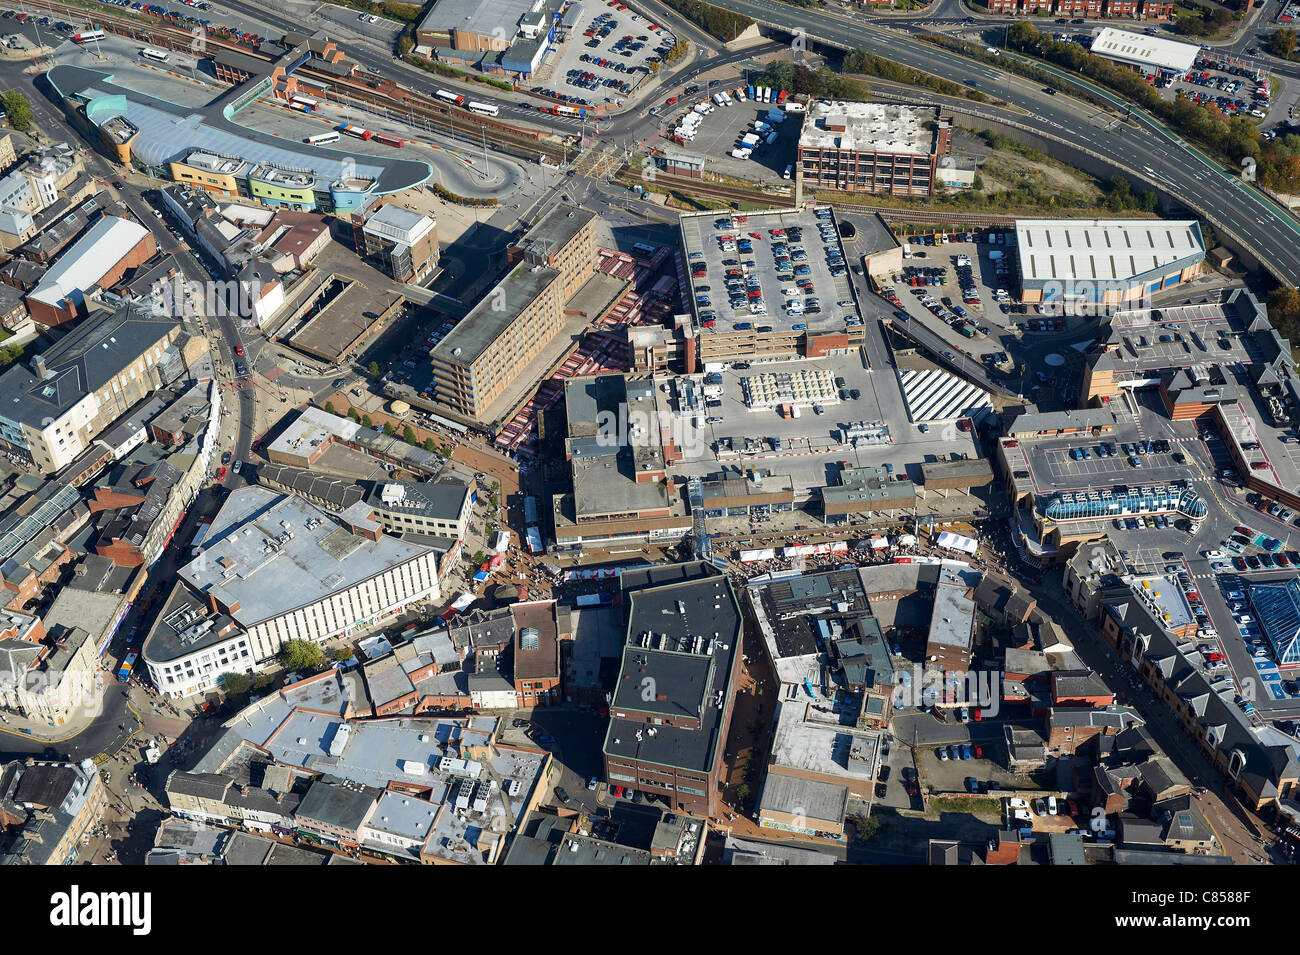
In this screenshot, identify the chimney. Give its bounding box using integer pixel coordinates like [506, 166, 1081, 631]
[31, 355, 49, 380]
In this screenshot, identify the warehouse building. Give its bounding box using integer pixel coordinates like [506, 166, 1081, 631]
[1089, 27, 1198, 78]
[1014, 218, 1205, 306]
[25, 215, 157, 328]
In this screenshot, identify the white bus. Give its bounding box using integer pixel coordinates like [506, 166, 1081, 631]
[290, 95, 319, 111]
[140, 46, 170, 63]
[467, 101, 499, 117]
[305, 131, 341, 145]
[435, 89, 466, 107]
[73, 29, 107, 44]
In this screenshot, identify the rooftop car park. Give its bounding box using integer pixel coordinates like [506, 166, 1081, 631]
[679, 207, 861, 352]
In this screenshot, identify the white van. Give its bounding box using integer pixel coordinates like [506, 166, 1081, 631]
[782, 164, 793, 179]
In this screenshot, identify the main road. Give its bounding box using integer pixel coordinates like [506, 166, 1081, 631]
[679, 0, 1300, 287]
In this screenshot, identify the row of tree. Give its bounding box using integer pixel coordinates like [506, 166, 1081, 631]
[661, 0, 755, 42]
[1001, 21, 1300, 195]
[325, 401, 447, 455]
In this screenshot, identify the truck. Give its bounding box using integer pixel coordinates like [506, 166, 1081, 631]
[957, 322, 977, 338]
[791, 405, 801, 419]
[575, 593, 615, 607]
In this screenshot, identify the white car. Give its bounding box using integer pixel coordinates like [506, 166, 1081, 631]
[1203, 549, 1224, 559]
[1007, 797, 1030, 810]
[1011, 809, 1032, 823]
[1047, 796, 1058, 815]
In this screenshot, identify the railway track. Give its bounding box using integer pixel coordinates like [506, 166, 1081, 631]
[618, 167, 1020, 226]
[35, 0, 570, 164]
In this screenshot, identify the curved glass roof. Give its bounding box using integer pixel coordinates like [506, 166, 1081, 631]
[1043, 485, 1207, 522]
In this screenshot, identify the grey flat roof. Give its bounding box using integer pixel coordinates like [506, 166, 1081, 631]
[179, 486, 436, 629]
[604, 569, 741, 774]
[432, 264, 560, 366]
[758, 773, 848, 825]
[419, 0, 554, 38]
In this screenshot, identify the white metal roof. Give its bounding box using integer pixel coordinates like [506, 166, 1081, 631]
[1089, 28, 1198, 73]
[1014, 218, 1203, 285]
[28, 216, 151, 307]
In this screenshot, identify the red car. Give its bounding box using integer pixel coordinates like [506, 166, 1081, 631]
[610, 785, 627, 798]
[749, 232, 763, 240]
[1207, 652, 1224, 662]
[973, 745, 984, 758]
[216, 466, 228, 481]
[235, 344, 244, 356]
[972, 708, 983, 721]
[769, 228, 785, 236]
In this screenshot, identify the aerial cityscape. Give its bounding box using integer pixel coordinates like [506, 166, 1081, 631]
[0, 0, 1293, 895]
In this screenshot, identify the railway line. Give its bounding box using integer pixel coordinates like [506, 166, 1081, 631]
[33, 0, 571, 164]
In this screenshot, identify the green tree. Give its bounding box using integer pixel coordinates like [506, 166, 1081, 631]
[383, 421, 396, 436]
[221, 671, 253, 696]
[323, 401, 335, 415]
[252, 672, 276, 690]
[280, 639, 324, 672]
[1269, 28, 1298, 59]
[361, 414, 373, 428]
[423, 437, 437, 453]
[347, 407, 361, 422]
[332, 646, 354, 662]
[368, 360, 381, 378]
[402, 425, 417, 444]
[1, 91, 34, 133]
[472, 550, 485, 565]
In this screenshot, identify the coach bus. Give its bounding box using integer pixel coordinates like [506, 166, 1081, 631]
[372, 131, 406, 147]
[140, 46, 170, 63]
[306, 131, 341, 145]
[435, 89, 466, 107]
[467, 101, 499, 117]
[73, 29, 107, 43]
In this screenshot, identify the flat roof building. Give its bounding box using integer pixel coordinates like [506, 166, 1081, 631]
[797, 100, 951, 198]
[603, 564, 743, 817]
[1015, 218, 1205, 305]
[142, 486, 443, 698]
[426, 207, 596, 427]
[1090, 27, 1198, 76]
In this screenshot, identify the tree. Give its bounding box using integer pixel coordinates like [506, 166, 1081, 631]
[1269, 28, 1298, 59]
[472, 550, 485, 565]
[347, 407, 361, 422]
[368, 360, 381, 378]
[280, 639, 324, 672]
[382, 422, 396, 436]
[221, 671, 253, 696]
[402, 425, 417, 444]
[423, 437, 437, 452]
[1, 91, 33, 133]
[332, 646, 354, 663]
[323, 401, 335, 415]
[361, 414, 373, 428]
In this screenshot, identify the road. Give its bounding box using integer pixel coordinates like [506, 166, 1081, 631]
[692, 0, 1300, 286]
